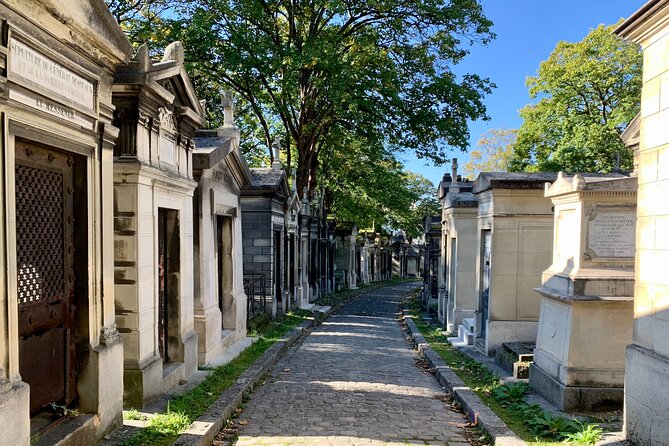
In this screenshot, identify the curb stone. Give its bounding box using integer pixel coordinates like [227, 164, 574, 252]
[403, 314, 527, 446]
[173, 310, 329, 446]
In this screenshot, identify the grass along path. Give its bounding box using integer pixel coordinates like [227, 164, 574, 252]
[404, 293, 604, 446]
[120, 279, 410, 446]
[122, 310, 312, 446]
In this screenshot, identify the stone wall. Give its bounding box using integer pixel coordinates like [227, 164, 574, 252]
[618, 5, 669, 443]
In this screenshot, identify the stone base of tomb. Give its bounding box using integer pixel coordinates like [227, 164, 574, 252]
[123, 329, 198, 408]
[0, 379, 29, 444]
[531, 289, 632, 411]
[624, 344, 669, 445]
[475, 319, 538, 356]
[530, 363, 623, 411]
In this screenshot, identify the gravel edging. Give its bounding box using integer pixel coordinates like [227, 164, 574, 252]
[173, 311, 329, 446]
[403, 314, 527, 446]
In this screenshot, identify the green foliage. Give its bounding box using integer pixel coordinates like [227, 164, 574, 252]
[123, 408, 148, 421]
[563, 422, 604, 445]
[492, 382, 530, 407]
[49, 402, 80, 419]
[463, 128, 517, 178]
[145, 405, 190, 436]
[106, 0, 494, 206]
[526, 412, 580, 440]
[122, 309, 312, 446]
[512, 23, 641, 173]
[406, 293, 607, 446]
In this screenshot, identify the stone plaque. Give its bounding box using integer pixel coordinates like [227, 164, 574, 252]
[555, 209, 577, 265]
[9, 40, 95, 110]
[8, 87, 95, 130]
[159, 135, 175, 165]
[587, 209, 636, 258]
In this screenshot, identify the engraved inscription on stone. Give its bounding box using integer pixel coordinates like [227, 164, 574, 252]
[9, 40, 95, 110]
[587, 210, 636, 258]
[8, 87, 95, 130]
[213, 169, 232, 185]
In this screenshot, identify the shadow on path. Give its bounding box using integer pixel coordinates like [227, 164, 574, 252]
[228, 283, 472, 446]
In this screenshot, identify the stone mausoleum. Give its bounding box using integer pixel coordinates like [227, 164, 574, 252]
[618, 4, 669, 443]
[0, 0, 132, 443]
[472, 172, 556, 356]
[241, 145, 290, 318]
[437, 161, 479, 342]
[532, 172, 635, 411]
[193, 93, 252, 365]
[112, 42, 205, 407]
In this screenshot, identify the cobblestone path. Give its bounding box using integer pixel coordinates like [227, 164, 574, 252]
[230, 283, 472, 446]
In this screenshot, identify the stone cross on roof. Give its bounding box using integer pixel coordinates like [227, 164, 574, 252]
[449, 157, 460, 195]
[221, 91, 235, 128]
[272, 136, 282, 170]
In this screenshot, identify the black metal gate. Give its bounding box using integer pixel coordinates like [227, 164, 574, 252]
[16, 141, 75, 414]
[274, 230, 282, 304]
[217, 216, 224, 321]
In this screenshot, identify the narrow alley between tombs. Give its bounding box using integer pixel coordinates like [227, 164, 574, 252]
[220, 283, 473, 446]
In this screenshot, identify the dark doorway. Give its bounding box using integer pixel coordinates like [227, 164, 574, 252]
[16, 141, 76, 414]
[480, 230, 492, 339]
[217, 216, 234, 329]
[288, 234, 295, 302]
[274, 230, 282, 304]
[158, 208, 180, 363]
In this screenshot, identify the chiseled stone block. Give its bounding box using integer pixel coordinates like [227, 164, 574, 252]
[625, 344, 669, 446]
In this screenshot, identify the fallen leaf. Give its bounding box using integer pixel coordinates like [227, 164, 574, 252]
[238, 419, 249, 425]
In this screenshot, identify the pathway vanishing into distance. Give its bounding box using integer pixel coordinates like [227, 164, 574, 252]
[228, 283, 473, 446]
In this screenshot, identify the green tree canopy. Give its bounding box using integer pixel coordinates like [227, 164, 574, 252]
[108, 0, 494, 199]
[511, 23, 642, 173]
[463, 128, 517, 178]
[320, 129, 439, 239]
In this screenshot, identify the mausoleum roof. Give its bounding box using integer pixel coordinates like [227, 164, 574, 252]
[244, 168, 290, 198]
[444, 192, 478, 209]
[544, 172, 636, 197]
[473, 172, 559, 194]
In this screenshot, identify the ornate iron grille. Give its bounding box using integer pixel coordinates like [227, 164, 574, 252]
[16, 164, 65, 304]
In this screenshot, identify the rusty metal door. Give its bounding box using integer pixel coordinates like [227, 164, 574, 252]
[15, 141, 75, 414]
[158, 208, 169, 362]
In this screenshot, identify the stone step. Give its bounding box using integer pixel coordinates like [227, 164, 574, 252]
[462, 317, 475, 331]
[447, 322, 474, 347]
[495, 342, 535, 379]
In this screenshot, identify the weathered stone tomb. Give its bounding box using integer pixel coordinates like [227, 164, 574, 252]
[437, 164, 479, 340]
[531, 172, 635, 411]
[241, 151, 290, 318]
[111, 42, 205, 407]
[472, 172, 556, 356]
[0, 0, 132, 443]
[617, 4, 669, 443]
[192, 93, 252, 365]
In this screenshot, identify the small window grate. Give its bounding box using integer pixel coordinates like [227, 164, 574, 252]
[16, 164, 65, 304]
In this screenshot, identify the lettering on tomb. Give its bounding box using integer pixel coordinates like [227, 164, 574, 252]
[586, 207, 636, 259]
[213, 168, 233, 185]
[8, 87, 95, 130]
[8, 39, 95, 111]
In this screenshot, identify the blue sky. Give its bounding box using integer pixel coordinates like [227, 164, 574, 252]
[401, 0, 642, 187]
